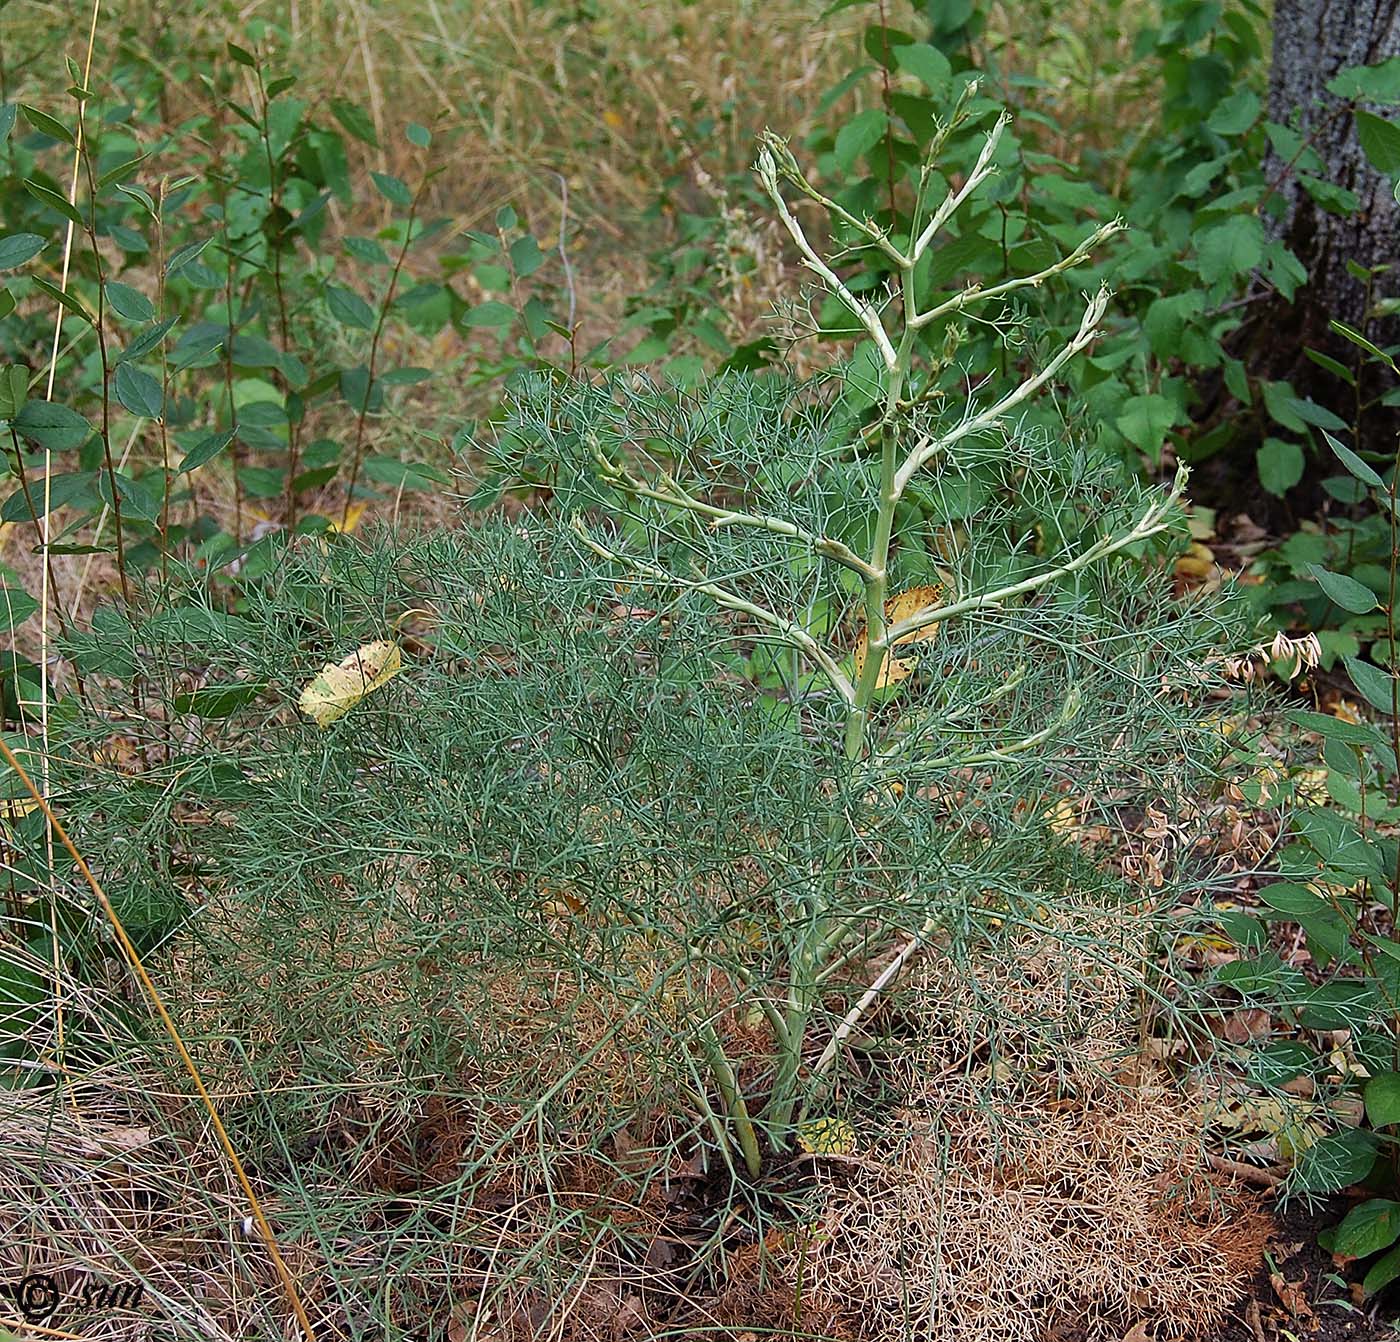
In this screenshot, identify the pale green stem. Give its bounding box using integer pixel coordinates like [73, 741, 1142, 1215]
[571, 518, 857, 704]
[698, 1021, 762, 1178]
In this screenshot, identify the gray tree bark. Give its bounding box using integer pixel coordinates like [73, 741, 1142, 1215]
[1198, 3, 1400, 509]
[1264, 0, 1400, 329]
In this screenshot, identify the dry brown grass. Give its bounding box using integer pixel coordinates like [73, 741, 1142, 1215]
[710, 916, 1274, 1342]
[0, 900, 1273, 1342]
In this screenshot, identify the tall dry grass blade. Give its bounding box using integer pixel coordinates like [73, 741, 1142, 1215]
[0, 737, 319, 1342]
[37, 0, 103, 1114]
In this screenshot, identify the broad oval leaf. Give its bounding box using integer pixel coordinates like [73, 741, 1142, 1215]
[0, 234, 46, 270]
[1344, 656, 1399, 714]
[1334, 1198, 1400, 1260]
[1308, 564, 1379, 614]
[0, 365, 28, 422]
[1364, 1242, 1400, 1297]
[105, 281, 155, 323]
[113, 364, 164, 420]
[1290, 1127, 1378, 1194]
[177, 427, 236, 474]
[325, 283, 376, 330]
[13, 400, 92, 451]
[1256, 438, 1304, 497]
[1365, 1072, 1400, 1129]
[1356, 109, 1400, 175]
[833, 107, 888, 174]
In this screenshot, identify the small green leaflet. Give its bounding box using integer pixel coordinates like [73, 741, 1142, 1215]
[105, 281, 155, 322]
[1344, 656, 1398, 714]
[117, 316, 181, 366]
[1256, 438, 1303, 496]
[0, 233, 45, 270]
[1307, 564, 1379, 614]
[325, 283, 376, 330]
[20, 103, 74, 146]
[1356, 110, 1400, 175]
[330, 98, 379, 147]
[1365, 1072, 1400, 1129]
[0, 365, 27, 421]
[371, 172, 412, 208]
[1333, 1198, 1400, 1259]
[1206, 90, 1260, 135]
[113, 364, 164, 420]
[833, 108, 887, 173]
[1324, 430, 1385, 489]
[0, 585, 38, 631]
[13, 400, 91, 451]
[30, 275, 94, 325]
[23, 178, 83, 226]
[892, 42, 951, 92]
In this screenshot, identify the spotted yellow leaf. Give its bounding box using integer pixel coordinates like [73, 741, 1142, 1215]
[796, 1115, 856, 1156]
[853, 584, 944, 689]
[298, 640, 403, 728]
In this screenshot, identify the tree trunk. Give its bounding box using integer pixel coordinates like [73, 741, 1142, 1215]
[1261, 0, 1400, 335]
[1206, 0, 1400, 516]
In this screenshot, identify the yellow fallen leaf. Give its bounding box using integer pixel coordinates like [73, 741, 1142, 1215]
[796, 1115, 856, 1156]
[298, 640, 403, 727]
[1174, 541, 1217, 581]
[854, 584, 944, 689]
[1043, 797, 1081, 835]
[330, 502, 369, 535]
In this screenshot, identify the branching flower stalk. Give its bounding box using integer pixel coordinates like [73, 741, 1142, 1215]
[558, 94, 1191, 1172]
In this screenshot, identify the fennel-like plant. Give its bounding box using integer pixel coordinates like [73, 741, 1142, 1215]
[485, 89, 1232, 1174]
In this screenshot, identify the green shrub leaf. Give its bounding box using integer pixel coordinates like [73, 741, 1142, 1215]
[13, 400, 91, 451]
[20, 104, 74, 146]
[834, 108, 888, 173]
[1256, 438, 1304, 496]
[1308, 565, 1379, 614]
[1356, 110, 1400, 174]
[330, 98, 379, 147]
[325, 283, 376, 330]
[1365, 1072, 1400, 1129]
[1324, 430, 1385, 489]
[105, 281, 155, 323]
[0, 366, 27, 422]
[0, 234, 46, 270]
[23, 179, 83, 227]
[371, 172, 413, 208]
[892, 42, 951, 92]
[1334, 1199, 1400, 1260]
[462, 301, 516, 329]
[113, 364, 165, 420]
[1206, 90, 1259, 135]
[177, 428, 236, 474]
[1116, 393, 1179, 458]
[1291, 1128, 1379, 1194]
[1196, 215, 1265, 284]
[1344, 656, 1399, 714]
